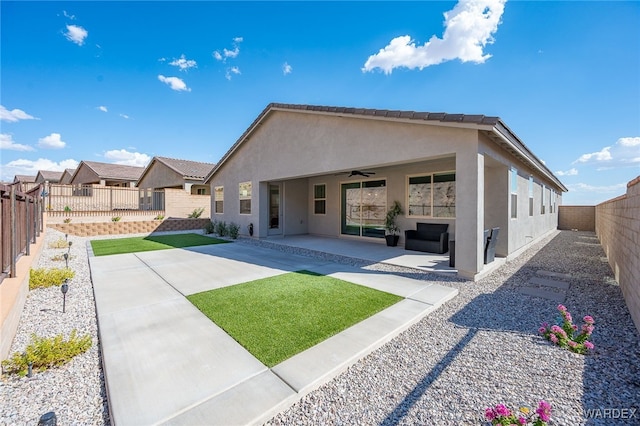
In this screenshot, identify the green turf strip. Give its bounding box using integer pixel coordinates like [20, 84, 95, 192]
[187, 271, 403, 367]
[90, 233, 228, 256]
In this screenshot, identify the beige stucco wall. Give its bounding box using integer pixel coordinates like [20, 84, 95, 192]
[70, 164, 99, 185]
[595, 176, 640, 332]
[138, 164, 183, 189]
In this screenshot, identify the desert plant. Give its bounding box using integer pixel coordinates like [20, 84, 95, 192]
[29, 267, 75, 290]
[48, 237, 69, 249]
[63, 218, 72, 224]
[228, 222, 240, 239]
[1, 330, 91, 377]
[111, 216, 122, 222]
[215, 220, 228, 237]
[188, 207, 205, 218]
[63, 206, 72, 213]
[204, 220, 216, 234]
[154, 214, 164, 220]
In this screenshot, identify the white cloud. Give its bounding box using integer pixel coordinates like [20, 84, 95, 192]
[103, 149, 151, 167]
[38, 133, 66, 149]
[65, 24, 88, 46]
[213, 37, 243, 62]
[63, 10, 76, 20]
[573, 137, 640, 169]
[282, 62, 292, 75]
[225, 67, 241, 81]
[157, 75, 191, 92]
[0, 134, 34, 151]
[362, 0, 507, 74]
[555, 168, 578, 176]
[566, 182, 627, 194]
[119, 113, 130, 119]
[1, 105, 38, 122]
[98, 105, 108, 112]
[170, 54, 197, 71]
[1, 158, 78, 181]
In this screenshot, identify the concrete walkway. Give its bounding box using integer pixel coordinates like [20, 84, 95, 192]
[89, 241, 458, 425]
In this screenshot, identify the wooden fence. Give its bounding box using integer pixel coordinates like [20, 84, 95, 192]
[0, 184, 43, 281]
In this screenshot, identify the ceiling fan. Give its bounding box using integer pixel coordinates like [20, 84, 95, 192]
[335, 170, 377, 178]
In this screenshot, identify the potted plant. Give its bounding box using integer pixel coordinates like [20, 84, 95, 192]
[384, 200, 403, 247]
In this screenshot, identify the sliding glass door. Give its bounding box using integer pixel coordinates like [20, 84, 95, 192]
[340, 180, 386, 238]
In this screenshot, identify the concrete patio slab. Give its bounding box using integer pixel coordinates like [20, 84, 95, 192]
[529, 276, 570, 290]
[517, 286, 566, 302]
[536, 270, 573, 280]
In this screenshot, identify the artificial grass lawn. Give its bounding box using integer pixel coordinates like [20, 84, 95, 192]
[90, 233, 228, 256]
[187, 271, 403, 367]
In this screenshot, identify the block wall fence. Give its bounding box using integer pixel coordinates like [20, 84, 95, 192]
[558, 205, 595, 231]
[595, 176, 640, 333]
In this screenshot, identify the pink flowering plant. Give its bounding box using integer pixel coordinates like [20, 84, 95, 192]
[539, 304, 595, 354]
[485, 401, 552, 426]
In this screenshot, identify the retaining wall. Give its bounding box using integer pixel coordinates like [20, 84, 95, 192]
[49, 218, 212, 237]
[596, 176, 640, 332]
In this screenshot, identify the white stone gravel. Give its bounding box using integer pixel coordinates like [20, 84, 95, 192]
[2, 229, 639, 425]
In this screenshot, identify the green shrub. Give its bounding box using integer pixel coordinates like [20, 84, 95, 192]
[63, 206, 72, 213]
[111, 216, 122, 222]
[29, 267, 75, 290]
[154, 214, 165, 220]
[1, 330, 91, 377]
[228, 222, 240, 239]
[204, 220, 216, 235]
[188, 207, 205, 218]
[48, 238, 69, 249]
[215, 220, 228, 237]
[63, 218, 71, 224]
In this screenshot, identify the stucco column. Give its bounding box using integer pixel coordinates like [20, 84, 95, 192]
[455, 150, 485, 280]
[258, 181, 269, 238]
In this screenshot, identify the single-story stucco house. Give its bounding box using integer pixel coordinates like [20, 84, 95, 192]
[59, 168, 76, 184]
[204, 103, 567, 280]
[70, 161, 145, 187]
[35, 170, 63, 184]
[137, 156, 215, 195]
[12, 175, 38, 192]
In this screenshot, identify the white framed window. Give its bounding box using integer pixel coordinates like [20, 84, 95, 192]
[541, 184, 546, 214]
[214, 186, 224, 214]
[407, 171, 455, 218]
[239, 182, 252, 214]
[314, 184, 326, 215]
[510, 167, 518, 219]
[528, 176, 534, 217]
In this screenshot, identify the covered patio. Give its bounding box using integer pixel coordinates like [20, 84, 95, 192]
[257, 234, 506, 278]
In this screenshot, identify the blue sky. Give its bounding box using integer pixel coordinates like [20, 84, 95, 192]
[1, 1, 638, 205]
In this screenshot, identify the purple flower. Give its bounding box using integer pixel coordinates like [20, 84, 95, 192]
[584, 341, 594, 350]
[485, 407, 496, 420]
[568, 340, 577, 348]
[536, 400, 552, 422]
[564, 311, 573, 323]
[572, 324, 578, 331]
[583, 315, 594, 324]
[518, 416, 527, 425]
[550, 334, 559, 343]
[495, 404, 511, 417]
[539, 326, 547, 334]
[558, 304, 567, 312]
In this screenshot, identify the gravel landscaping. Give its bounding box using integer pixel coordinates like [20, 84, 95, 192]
[1, 228, 639, 425]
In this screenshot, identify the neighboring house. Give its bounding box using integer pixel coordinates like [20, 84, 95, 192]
[12, 175, 38, 192]
[59, 169, 76, 184]
[205, 103, 567, 280]
[35, 170, 63, 184]
[69, 161, 145, 187]
[137, 156, 215, 195]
